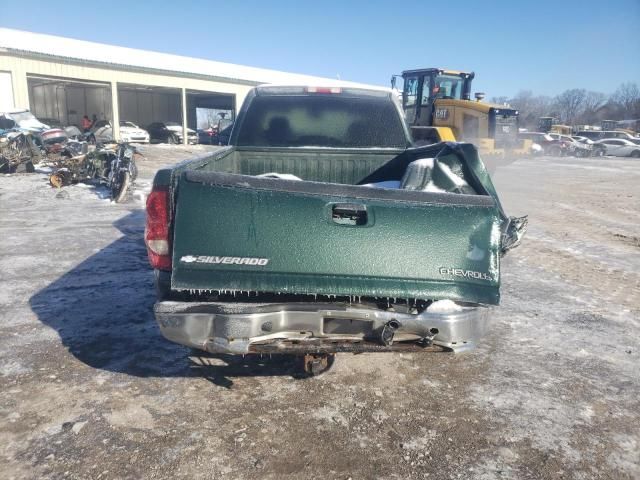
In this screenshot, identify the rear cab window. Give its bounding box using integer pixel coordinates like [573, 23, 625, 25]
[235, 92, 408, 149]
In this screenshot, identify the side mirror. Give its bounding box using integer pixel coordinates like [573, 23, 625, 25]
[390, 75, 401, 90]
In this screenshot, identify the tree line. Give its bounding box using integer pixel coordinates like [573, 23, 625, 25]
[490, 82, 640, 130]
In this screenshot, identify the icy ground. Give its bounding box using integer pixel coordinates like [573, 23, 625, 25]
[0, 147, 638, 479]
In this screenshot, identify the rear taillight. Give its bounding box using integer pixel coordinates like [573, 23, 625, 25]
[145, 186, 172, 270]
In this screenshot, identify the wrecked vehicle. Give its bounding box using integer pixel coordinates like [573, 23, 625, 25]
[0, 109, 49, 133]
[39, 128, 69, 156]
[145, 85, 526, 374]
[0, 130, 41, 173]
[49, 142, 138, 202]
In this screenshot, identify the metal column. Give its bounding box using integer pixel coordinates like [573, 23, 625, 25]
[181, 88, 188, 145]
[111, 81, 120, 141]
[10, 67, 29, 109]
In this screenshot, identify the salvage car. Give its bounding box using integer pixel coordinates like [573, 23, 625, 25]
[0, 109, 50, 132]
[145, 85, 526, 375]
[211, 124, 233, 146]
[147, 122, 197, 144]
[572, 135, 606, 157]
[90, 120, 150, 144]
[549, 133, 592, 157]
[198, 118, 233, 144]
[518, 132, 566, 156]
[594, 138, 640, 157]
[576, 130, 640, 144]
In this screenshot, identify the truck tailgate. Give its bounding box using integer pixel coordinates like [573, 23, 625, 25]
[170, 171, 502, 305]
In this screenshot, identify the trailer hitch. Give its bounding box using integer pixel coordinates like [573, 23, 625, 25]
[300, 353, 335, 376]
[378, 320, 401, 346]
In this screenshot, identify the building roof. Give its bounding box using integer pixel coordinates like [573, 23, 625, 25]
[0, 28, 378, 89]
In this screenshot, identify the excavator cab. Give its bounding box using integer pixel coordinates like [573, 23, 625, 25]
[538, 117, 554, 133]
[394, 68, 474, 126]
[392, 67, 529, 165]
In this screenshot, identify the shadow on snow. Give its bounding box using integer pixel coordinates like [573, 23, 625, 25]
[29, 210, 302, 387]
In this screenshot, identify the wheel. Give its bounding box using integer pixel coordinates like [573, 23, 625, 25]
[111, 170, 131, 203]
[593, 148, 605, 157]
[49, 170, 71, 188]
[631, 150, 640, 158]
[167, 134, 178, 145]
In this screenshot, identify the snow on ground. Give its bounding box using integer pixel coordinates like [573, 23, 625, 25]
[0, 151, 638, 479]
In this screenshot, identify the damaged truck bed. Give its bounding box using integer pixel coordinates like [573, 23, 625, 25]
[145, 85, 525, 363]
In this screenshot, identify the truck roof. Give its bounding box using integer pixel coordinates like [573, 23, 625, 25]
[255, 84, 393, 96]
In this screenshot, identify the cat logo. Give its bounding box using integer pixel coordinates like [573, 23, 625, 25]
[435, 108, 449, 120]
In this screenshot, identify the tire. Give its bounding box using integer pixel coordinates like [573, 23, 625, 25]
[111, 171, 131, 203]
[130, 161, 138, 181]
[631, 150, 640, 158]
[167, 134, 178, 145]
[49, 169, 72, 188]
[593, 148, 605, 157]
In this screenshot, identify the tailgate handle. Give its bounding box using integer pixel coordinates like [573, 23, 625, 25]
[332, 203, 368, 226]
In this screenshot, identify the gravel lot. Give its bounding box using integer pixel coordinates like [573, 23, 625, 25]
[1, 146, 638, 479]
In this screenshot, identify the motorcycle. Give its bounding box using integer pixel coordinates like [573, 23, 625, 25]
[48, 142, 139, 203]
[108, 143, 139, 203]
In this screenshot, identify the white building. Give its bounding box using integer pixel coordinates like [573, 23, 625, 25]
[0, 28, 375, 142]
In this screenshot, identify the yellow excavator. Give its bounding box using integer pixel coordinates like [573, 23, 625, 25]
[392, 68, 531, 160]
[539, 117, 572, 135]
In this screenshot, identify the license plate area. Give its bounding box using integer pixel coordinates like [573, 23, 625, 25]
[323, 317, 374, 335]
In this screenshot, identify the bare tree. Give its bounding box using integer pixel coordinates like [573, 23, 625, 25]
[489, 96, 509, 105]
[579, 91, 607, 124]
[510, 90, 534, 113]
[554, 89, 586, 125]
[509, 90, 537, 128]
[611, 82, 640, 118]
[481, 83, 637, 131]
[507, 91, 554, 129]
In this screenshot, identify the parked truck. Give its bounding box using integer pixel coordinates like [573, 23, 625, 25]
[145, 85, 526, 375]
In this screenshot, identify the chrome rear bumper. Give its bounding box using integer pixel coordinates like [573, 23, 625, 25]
[154, 301, 490, 355]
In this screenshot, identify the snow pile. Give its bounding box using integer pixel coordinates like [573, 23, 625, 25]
[257, 173, 302, 181]
[427, 299, 464, 313]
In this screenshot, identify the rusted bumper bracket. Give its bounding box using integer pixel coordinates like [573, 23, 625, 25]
[248, 339, 445, 354]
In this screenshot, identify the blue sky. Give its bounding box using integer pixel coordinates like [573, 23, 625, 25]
[1, 0, 638, 98]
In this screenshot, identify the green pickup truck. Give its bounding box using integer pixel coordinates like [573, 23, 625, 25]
[145, 85, 526, 373]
